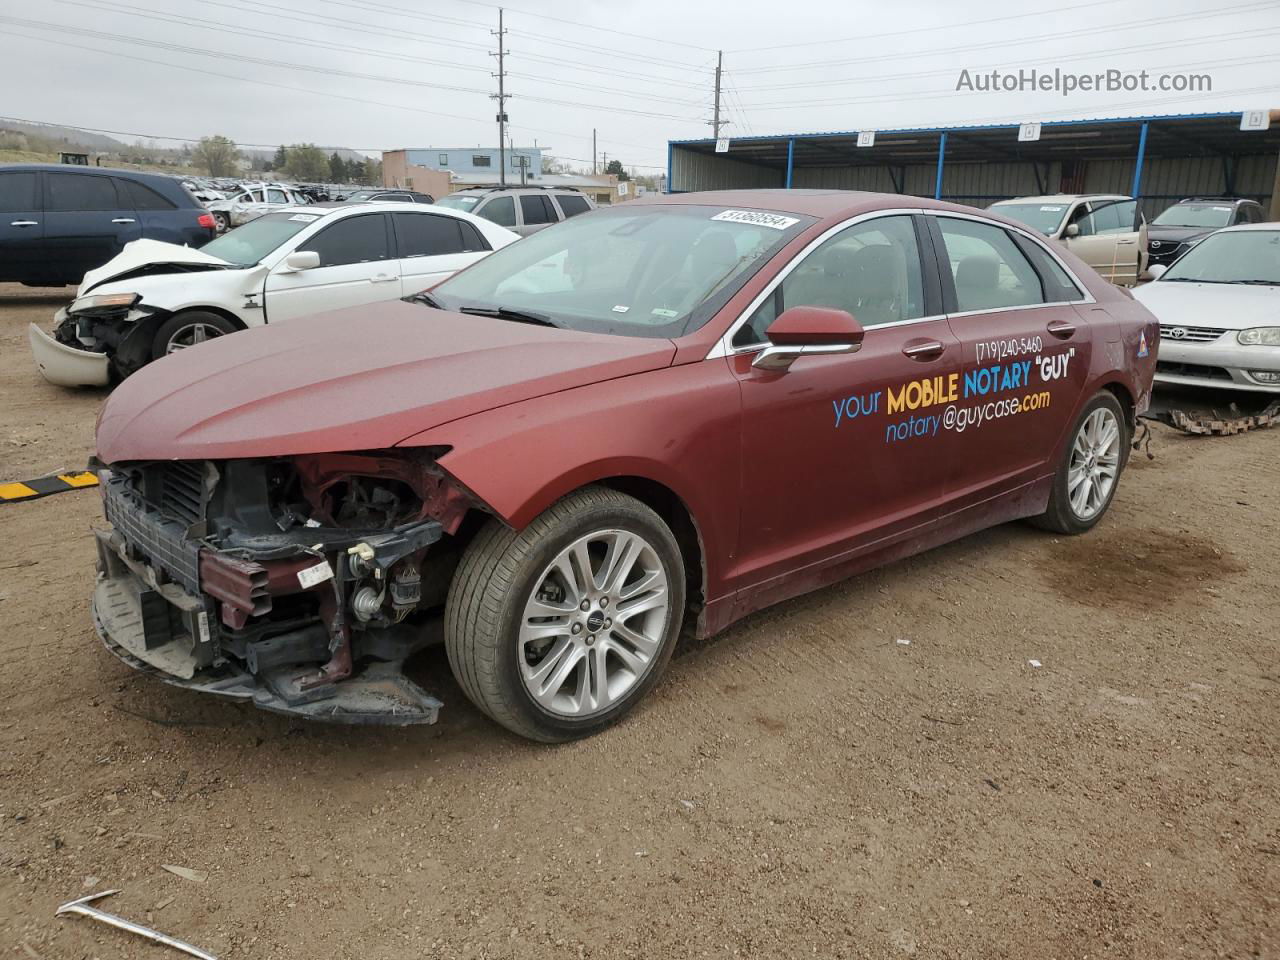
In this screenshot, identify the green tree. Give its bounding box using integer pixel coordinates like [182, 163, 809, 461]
[191, 135, 240, 177]
[362, 156, 382, 185]
[605, 158, 630, 182]
[328, 151, 347, 183]
[282, 143, 327, 182]
[271, 144, 287, 170]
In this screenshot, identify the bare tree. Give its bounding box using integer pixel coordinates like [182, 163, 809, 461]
[191, 135, 240, 177]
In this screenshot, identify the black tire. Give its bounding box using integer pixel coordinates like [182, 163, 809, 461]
[1032, 389, 1130, 535]
[445, 486, 685, 742]
[150, 310, 238, 360]
[212, 211, 231, 233]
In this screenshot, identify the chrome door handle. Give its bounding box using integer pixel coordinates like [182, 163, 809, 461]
[902, 339, 944, 361]
[369, 273, 397, 283]
[10, 220, 38, 226]
[1046, 320, 1077, 339]
[1115, 238, 1137, 244]
[111, 218, 136, 224]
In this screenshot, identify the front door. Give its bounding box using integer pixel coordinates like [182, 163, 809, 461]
[264, 212, 400, 323]
[728, 213, 963, 599]
[929, 214, 1093, 509]
[0, 170, 44, 283]
[1062, 199, 1143, 285]
[42, 170, 141, 281]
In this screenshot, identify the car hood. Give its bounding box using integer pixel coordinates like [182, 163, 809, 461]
[1147, 226, 1215, 245]
[96, 301, 677, 463]
[1133, 279, 1280, 330]
[81, 239, 231, 294]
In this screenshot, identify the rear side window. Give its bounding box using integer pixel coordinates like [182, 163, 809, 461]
[457, 220, 490, 252]
[119, 179, 177, 210]
[477, 195, 516, 228]
[46, 172, 119, 211]
[394, 213, 466, 257]
[0, 171, 38, 211]
[1014, 235, 1085, 302]
[555, 194, 591, 218]
[519, 194, 557, 225]
[299, 214, 389, 266]
[937, 218, 1046, 312]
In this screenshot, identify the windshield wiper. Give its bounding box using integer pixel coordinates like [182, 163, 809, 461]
[458, 305, 561, 328]
[405, 291, 445, 308]
[1231, 279, 1280, 286]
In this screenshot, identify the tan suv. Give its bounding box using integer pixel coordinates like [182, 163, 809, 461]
[989, 194, 1148, 286]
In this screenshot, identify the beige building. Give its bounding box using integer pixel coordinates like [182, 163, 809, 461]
[380, 151, 453, 199]
[383, 149, 636, 205]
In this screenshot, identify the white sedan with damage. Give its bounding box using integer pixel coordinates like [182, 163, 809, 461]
[28, 202, 519, 387]
[1134, 223, 1280, 393]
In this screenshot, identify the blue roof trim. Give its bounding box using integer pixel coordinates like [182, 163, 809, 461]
[667, 111, 1245, 147]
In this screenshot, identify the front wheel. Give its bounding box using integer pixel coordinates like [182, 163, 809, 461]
[1033, 390, 1129, 535]
[445, 487, 685, 742]
[151, 311, 238, 359]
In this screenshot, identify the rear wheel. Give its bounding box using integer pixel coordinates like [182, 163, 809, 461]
[212, 211, 231, 233]
[1033, 390, 1129, 534]
[445, 486, 685, 742]
[151, 310, 238, 359]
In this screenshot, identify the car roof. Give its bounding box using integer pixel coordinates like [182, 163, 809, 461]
[991, 194, 1127, 204]
[0, 162, 171, 181]
[1175, 197, 1254, 204]
[630, 188, 1053, 223]
[1216, 222, 1280, 233]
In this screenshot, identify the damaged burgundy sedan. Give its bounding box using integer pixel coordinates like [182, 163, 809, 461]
[91, 190, 1157, 741]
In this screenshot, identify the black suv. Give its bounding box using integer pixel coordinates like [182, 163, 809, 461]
[0, 164, 216, 286]
[1147, 197, 1268, 269]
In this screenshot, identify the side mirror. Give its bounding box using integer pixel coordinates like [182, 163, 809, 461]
[1064, 223, 1080, 239]
[283, 250, 320, 272]
[1146, 263, 1168, 280]
[753, 306, 864, 372]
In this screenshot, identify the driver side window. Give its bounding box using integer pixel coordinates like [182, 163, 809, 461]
[733, 215, 924, 347]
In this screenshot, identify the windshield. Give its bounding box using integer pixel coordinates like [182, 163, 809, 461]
[1152, 203, 1235, 228]
[1161, 230, 1280, 285]
[434, 194, 483, 211]
[200, 211, 325, 266]
[989, 201, 1070, 236]
[430, 204, 813, 338]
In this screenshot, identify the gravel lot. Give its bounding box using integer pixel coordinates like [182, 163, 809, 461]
[1, 283, 1277, 959]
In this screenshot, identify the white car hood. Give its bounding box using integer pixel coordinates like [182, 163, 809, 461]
[80, 239, 231, 294]
[1133, 280, 1280, 331]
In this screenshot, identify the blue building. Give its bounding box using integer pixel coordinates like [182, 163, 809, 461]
[403, 147, 543, 177]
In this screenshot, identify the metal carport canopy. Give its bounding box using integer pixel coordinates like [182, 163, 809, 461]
[667, 111, 1280, 200]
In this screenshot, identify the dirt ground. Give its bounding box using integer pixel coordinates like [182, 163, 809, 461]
[1, 283, 1277, 960]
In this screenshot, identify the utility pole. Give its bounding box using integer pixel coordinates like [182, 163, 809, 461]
[712, 49, 724, 140]
[490, 8, 508, 187]
[592, 128, 597, 174]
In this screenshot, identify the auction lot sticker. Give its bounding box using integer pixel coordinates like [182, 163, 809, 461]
[711, 210, 799, 230]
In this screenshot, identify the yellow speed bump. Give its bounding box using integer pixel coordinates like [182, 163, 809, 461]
[0, 471, 99, 503]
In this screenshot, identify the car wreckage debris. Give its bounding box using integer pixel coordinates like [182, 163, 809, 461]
[1152, 400, 1280, 436]
[55, 889, 218, 960]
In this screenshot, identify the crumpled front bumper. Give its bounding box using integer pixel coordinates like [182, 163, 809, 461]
[28, 317, 110, 387]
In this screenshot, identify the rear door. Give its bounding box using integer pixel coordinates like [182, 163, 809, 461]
[0, 170, 44, 282]
[1062, 199, 1142, 285]
[115, 176, 183, 245]
[517, 193, 559, 236]
[728, 212, 963, 600]
[929, 214, 1092, 508]
[392, 210, 491, 296]
[263, 212, 399, 323]
[43, 170, 141, 279]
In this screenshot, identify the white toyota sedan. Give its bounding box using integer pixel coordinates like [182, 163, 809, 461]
[1134, 223, 1280, 394]
[28, 202, 519, 387]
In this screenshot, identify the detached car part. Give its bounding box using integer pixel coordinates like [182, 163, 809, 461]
[57, 890, 218, 960]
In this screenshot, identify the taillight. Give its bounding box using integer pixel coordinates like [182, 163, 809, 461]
[197, 213, 216, 229]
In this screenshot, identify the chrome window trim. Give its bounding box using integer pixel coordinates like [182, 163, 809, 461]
[709, 207, 1095, 359]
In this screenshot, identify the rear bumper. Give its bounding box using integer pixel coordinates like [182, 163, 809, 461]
[28, 321, 110, 387]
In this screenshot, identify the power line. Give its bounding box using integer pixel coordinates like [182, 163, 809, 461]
[728, 0, 1117, 52]
[0, 28, 673, 162]
[732, 0, 1280, 74]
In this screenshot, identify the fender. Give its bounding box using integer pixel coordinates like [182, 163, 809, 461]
[396, 359, 744, 602]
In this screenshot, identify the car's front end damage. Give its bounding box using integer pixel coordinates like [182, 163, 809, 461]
[92, 449, 480, 724]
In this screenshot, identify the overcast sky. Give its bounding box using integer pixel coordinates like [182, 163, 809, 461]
[1, 0, 1278, 171]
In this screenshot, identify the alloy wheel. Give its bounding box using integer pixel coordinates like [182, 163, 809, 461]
[1067, 407, 1121, 521]
[165, 323, 224, 354]
[519, 529, 670, 718]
